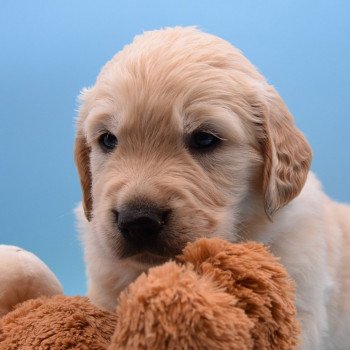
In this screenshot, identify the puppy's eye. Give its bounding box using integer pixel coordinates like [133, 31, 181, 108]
[189, 131, 220, 151]
[99, 132, 118, 152]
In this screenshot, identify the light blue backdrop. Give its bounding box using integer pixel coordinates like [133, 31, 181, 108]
[1, 1, 349, 295]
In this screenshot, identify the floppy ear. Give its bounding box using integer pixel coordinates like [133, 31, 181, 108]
[74, 132, 93, 221]
[259, 86, 312, 217]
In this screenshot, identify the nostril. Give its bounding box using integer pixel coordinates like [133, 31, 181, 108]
[112, 210, 119, 222]
[160, 209, 171, 225]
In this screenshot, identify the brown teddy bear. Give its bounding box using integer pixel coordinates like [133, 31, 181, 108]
[0, 238, 300, 349]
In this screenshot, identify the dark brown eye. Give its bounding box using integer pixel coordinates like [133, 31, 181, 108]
[99, 132, 118, 152]
[188, 131, 220, 151]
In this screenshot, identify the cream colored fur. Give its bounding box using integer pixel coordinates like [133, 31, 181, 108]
[75, 27, 350, 349]
[0, 245, 63, 317]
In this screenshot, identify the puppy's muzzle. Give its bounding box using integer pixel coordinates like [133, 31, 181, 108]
[114, 204, 169, 249]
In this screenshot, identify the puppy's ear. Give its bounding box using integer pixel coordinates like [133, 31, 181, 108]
[259, 86, 312, 217]
[74, 132, 93, 221]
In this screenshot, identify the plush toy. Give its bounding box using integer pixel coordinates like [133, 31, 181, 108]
[0, 239, 300, 349]
[0, 245, 63, 317]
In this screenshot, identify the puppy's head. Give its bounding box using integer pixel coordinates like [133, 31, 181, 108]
[75, 27, 312, 266]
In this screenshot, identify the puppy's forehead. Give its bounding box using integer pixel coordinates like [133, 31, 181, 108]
[84, 27, 264, 143]
[98, 27, 262, 86]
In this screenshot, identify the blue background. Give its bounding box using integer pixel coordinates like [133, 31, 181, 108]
[1, 1, 349, 295]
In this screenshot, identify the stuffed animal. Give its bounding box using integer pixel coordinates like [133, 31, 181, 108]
[0, 239, 300, 349]
[0, 245, 63, 317]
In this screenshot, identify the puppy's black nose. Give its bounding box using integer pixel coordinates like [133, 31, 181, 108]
[116, 205, 168, 245]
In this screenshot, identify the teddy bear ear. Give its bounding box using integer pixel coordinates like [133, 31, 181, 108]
[74, 133, 93, 221]
[259, 86, 312, 217]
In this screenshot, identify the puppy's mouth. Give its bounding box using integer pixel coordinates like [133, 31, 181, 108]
[130, 251, 170, 265]
[117, 237, 183, 264]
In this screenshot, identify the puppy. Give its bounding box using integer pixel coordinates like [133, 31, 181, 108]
[75, 27, 350, 349]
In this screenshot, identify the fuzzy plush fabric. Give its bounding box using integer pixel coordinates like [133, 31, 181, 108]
[112, 261, 254, 350]
[0, 238, 299, 349]
[0, 296, 117, 350]
[180, 238, 300, 349]
[111, 238, 300, 350]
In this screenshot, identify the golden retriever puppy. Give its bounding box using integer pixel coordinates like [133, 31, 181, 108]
[75, 27, 350, 349]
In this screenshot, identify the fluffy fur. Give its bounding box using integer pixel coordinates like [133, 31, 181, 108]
[75, 27, 350, 349]
[0, 296, 117, 349]
[0, 239, 299, 350]
[113, 238, 299, 349]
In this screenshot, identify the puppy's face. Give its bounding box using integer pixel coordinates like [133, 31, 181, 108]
[75, 28, 312, 267]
